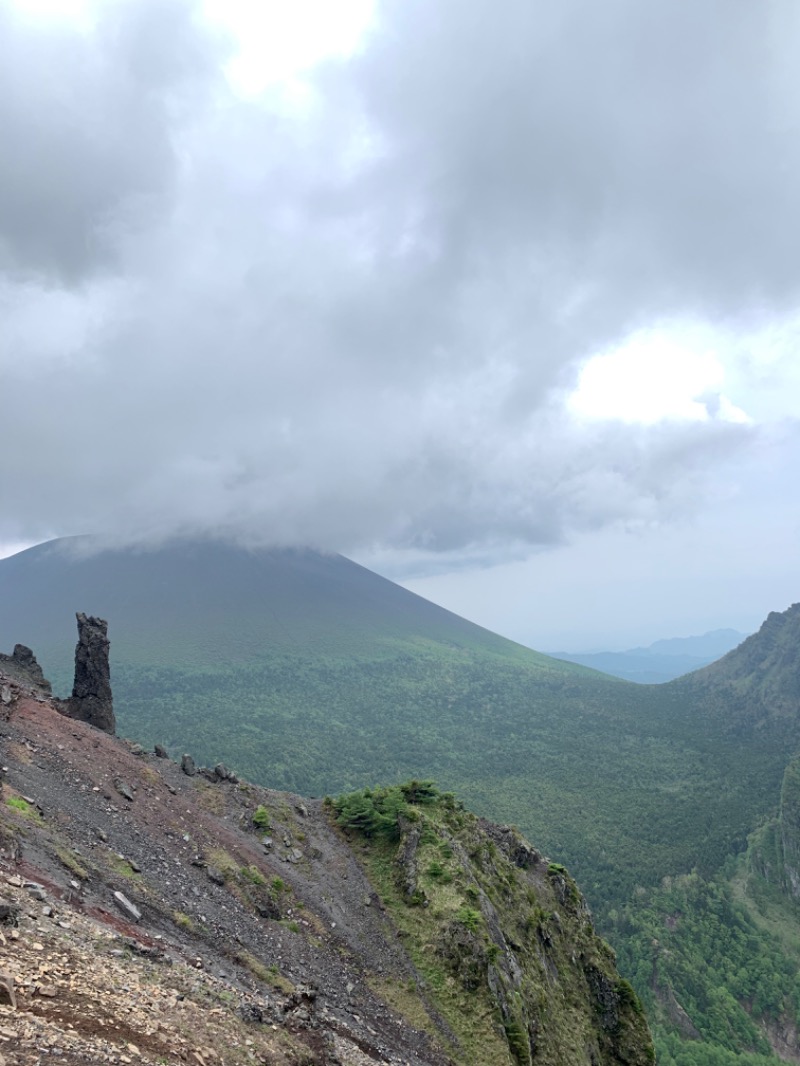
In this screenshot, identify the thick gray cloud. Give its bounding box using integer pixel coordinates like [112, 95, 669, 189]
[0, 0, 221, 281]
[1, 0, 797, 566]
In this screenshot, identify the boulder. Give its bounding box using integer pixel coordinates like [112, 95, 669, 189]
[0, 897, 19, 923]
[114, 779, 134, 802]
[0, 644, 51, 694]
[112, 891, 141, 923]
[0, 970, 16, 1010]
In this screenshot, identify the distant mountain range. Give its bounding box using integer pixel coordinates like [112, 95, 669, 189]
[549, 628, 750, 683]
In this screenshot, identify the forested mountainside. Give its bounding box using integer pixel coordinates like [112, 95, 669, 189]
[3, 538, 800, 1064]
[0, 660, 652, 1066]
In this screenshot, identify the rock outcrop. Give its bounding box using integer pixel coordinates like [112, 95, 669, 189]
[331, 784, 654, 1065]
[0, 644, 51, 695]
[64, 613, 115, 735]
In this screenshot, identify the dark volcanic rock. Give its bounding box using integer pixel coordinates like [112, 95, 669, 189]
[65, 613, 115, 734]
[0, 644, 52, 694]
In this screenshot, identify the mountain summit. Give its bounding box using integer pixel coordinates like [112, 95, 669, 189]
[0, 537, 563, 680]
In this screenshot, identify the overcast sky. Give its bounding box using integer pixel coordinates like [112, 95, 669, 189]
[2, 0, 799, 650]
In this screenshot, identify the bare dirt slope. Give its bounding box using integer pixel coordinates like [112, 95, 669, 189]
[0, 669, 451, 1066]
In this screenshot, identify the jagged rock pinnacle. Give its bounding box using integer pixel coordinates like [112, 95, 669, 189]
[66, 612, 115, 735]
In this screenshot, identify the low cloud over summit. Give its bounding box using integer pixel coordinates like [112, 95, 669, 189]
[2, 0, 798, 576]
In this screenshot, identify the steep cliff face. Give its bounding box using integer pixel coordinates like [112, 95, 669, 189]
[749, 756, 800, 899]
[778, 759, 800, 899]
[332, 784, 653, 1066]
[682, 602, 800, 725]
[0, 655, 653, 1065]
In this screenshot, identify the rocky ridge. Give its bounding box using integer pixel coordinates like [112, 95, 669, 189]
[0, 648, 653, 1065]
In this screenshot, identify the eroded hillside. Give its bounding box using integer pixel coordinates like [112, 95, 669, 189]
[0, 663, 652, 1066]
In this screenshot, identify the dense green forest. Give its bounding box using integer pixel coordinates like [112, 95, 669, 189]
[615, 868, 800, 1064]
[107, 647, 785, 909]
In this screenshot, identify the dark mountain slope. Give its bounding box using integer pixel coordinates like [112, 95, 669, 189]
[679, 604, 800, 722]
[0, 537, 577, 679]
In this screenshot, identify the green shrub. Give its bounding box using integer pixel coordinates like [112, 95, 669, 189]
[399, 780, 439, 805]
[239, 864, 266, 886]
[503, 1017, 530, 1064]
[333, 784, 411, 841]
[426, 860, 452, 883]
[455, 906, 482, 933]
[617, 978, 643, 1014]
[252, 805, 271, 831]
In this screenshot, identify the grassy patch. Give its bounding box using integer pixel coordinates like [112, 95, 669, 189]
[207, 847, 239, 881]
[367, 975, 439, 1039]
[56, 846, 90, 880]
[239, 864, 266, 886]
[234, 949, 271, 983]
[108, 854, 139, 880]
[266, 964, 294, 995]
[172, 910, 195, 932]
[5, 795, 43, 824]
[195, 782, 226, 814]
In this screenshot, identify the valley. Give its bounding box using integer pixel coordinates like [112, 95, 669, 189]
[2, 538, 800, 1064]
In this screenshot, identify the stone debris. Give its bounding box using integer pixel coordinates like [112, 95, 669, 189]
[113, 891, 142, 923]
[0, 874, 329, 1066]
[0, 971, 15, 1009]
[0, 898, 18, 922]
[0, 663, 470, 1066]
[115, 779, 135, 802]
